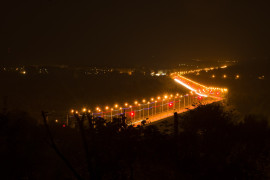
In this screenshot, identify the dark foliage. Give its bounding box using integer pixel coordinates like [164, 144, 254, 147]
[1, 103, 270, 179]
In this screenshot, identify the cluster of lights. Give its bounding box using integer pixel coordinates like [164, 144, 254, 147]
[211, 74, 240, 79]
[70, 93, 186, 115]
[173, 74, 228, 97]
[171, 65, 227, 76]
[69, 69, 229, 118]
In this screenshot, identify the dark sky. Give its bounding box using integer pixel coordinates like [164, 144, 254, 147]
[1, 0, 270, 67]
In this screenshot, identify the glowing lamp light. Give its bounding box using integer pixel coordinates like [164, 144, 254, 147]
[63, 124, 66, 128]
[130, 111, 135, 117]
[169, 103, 173, 107]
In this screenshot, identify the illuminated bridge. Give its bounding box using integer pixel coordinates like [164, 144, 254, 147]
[68, 73, 228, 126]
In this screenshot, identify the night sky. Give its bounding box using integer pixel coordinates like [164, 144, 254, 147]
[1, 0, 270, 66]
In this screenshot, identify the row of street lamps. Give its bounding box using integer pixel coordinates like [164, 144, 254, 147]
[70, 92, 199, 122]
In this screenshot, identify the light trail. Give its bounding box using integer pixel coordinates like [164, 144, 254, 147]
[174, 78, 208, 97]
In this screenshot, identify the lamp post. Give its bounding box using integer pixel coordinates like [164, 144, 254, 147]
[142, 99, 145, 119]
[99, 109, 102, 118]
[114, 104, 118, 118]
[179, 96, 181, 111]
[105, 106, 109, 120]
[167, 99, 169, 112]
[162, 99, 164, 113]
[164, 95, 168, 112]
[173, 96, 175, 110]
[157, 96, 161, 114]
[96, 107, 100, 118]
[124, 103, 128, 117]
[155, 101, 157, 115]
[134, 101, 138, 120]
[138, 104, 141, 119]
[151, 98, 154, 116]
[110, 108, 113, 122]
[147, 102, 150, 117]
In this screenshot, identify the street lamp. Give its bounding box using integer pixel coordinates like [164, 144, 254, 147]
[110, 108, 113, 121]
[151, 98, 154, 116]
[105, 106, 109, 119]
[142, 99, 145, 119]
[173, 95, 175, 110]
[147, 101, 150, 117]
[99, 109, 103, 118]
[124, 103, 128, 117]
[157, 96, 161, 114]
[155, 101, 157, 115]
[129, 105, 134, 121]
[138, 104, 141, 119]
[164, 95, 168, 112]
[114, 104, 118, 117]
[179, 95, 181, 111]
[162, 99, 164, 113]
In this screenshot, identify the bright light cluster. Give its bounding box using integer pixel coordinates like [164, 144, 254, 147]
[70, 92, 187, 114]
[172, 74, 228, 98]
[69, 69, 228, 119]
[171, 65, 227, 76]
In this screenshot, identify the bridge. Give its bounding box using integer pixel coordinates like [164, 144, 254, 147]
[69, 73, 228, 126]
